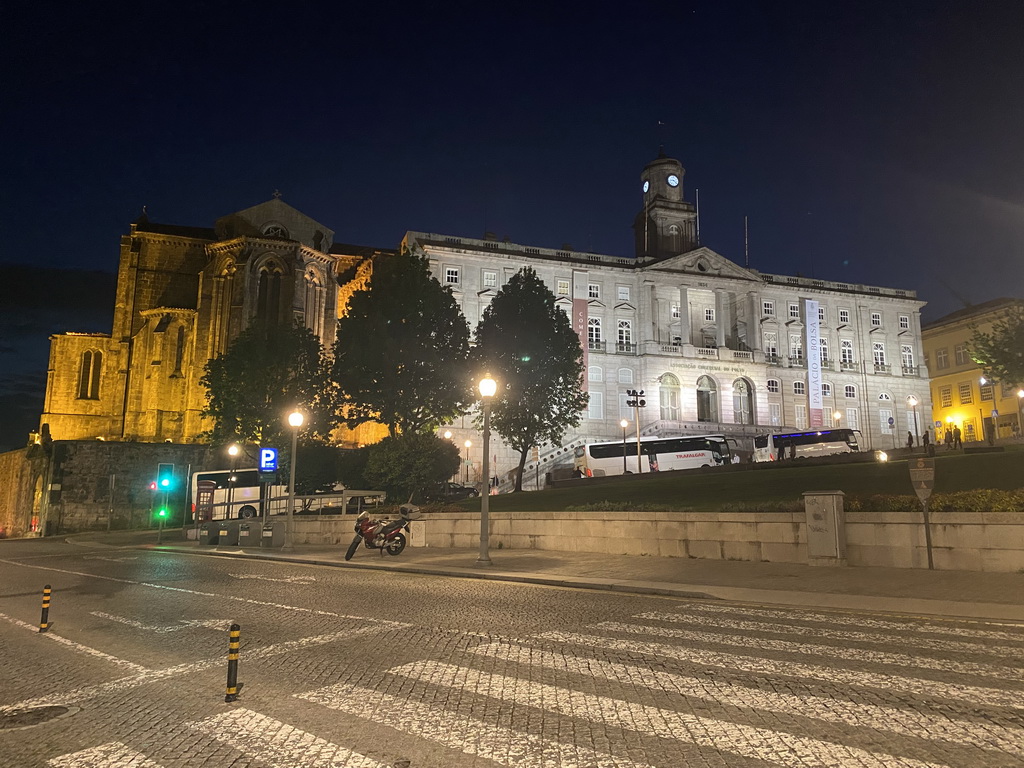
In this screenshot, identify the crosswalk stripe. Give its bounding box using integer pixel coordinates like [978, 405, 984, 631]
[671, 603, 1024, 642]
[297, 683, 657, 768]
[192, 709, 390, 768]
[538, 631, 1024, 709]
[636, 610, 1024, 658]
[466, 640, 1024, 756]
[595, 620, 1024, 682]
[48, 741, 163, 768]
[387, 660, 951, 768]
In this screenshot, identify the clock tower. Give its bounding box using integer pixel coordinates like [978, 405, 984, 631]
[633, 150, 698, 260]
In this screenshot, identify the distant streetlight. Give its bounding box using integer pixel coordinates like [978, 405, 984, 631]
[283, 410, 304, 551]
[443, 430, 452, 440]
[907, 395, 919, 448]
[227, 443, 240, 518]
[1018, 389, 1024, 439]
[832, 411, 842, 425]
[477, 375, 497, 566]
[620, 419, 629, 474]
[463, 440, 472, 484]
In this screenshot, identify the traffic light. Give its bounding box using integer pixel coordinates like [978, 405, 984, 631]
[157, 463, 175, 490]
[155, 505, 169, 519]
[148, 481, 158, 492]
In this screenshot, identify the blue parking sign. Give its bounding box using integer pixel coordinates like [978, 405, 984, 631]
[260, 447, 278, 472]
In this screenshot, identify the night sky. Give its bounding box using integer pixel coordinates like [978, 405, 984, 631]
[2, 2, 1022, 450]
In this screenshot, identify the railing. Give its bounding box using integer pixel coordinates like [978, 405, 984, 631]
[729, 350, 753, 361]
[902, 365, 918, 376]
[819, 358, 833, 371]
[615, 341, 636, 354]
[766, 354, 782, 366]
[587, 340, 605, 352]
[788, 356, 805, 368]
[840, 361, 858, 371]
[695, 347, 719, 359]
[873, 363, 891, 374]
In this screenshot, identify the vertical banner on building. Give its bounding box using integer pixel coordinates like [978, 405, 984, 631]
[573, 270, 589, 391]
[805, 298, 824, 428]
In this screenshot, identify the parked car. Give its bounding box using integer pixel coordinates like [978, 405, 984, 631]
[423, 482, 480, 502]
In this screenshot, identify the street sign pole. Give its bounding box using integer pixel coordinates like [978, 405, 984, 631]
[909, 457, 936, 570]
[921, 498, 933, 570]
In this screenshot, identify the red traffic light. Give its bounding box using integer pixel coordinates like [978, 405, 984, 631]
[148, 481, 158, 491]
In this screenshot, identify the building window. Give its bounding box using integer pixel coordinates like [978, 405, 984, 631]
[483, 270, 497, 288]
[935, 386, 951, 408]
[820, 338, 829, 362]
[588, 284, 600, 299]
[789, 333, 803, 360]
[846, 407, 859, 430]
[618, 367, 633, 384]
[935, 348, 949, 369]
[901, 345, 914, 370]
[557, 279, 570, 296]
[705, 307, 715, 322]
[899, 315, 910, 330]
[587, 317, 602, 346]
[795, 404, 807, 429]
[588, 366, 602, 382]
[173, 326, 186, 376]
[818, 306, 826, 323]
[256, 264, 283, 323]
[793, 381, 806, 395]
[733, 379, 753, 425]
[617, 320, 632, 347]
[767, 379, 780, 394]
[838, 308, 850, 324]
[671, 303, 680, 318]
[880, 408, 893, 435]
[954, 344, 970, 366]
[870, 312, 882, 327]
[840, 339, 854, 364]
[77, 349, 102, 399]
[304, 269, 325, 339]
[763, 332, 779, 357]
[844, 384, 857, 399]
[763, 300, 775, 317]
[980, 382, 994, 401]
[696, 375, 718, 422]
[958, 382, 973, 404]
[822, 382, 832, 397]
[873, 342, 886, 366]
[587, 391, 604, 419]
[444, 267, 460, 285]
[617, 286, 630, 301]
[769, 402, 782, 426]
[789, 303, 800, 319]
[660, 373, 680, 421]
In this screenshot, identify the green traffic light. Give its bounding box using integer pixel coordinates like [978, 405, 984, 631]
[156, 507, 169, 518]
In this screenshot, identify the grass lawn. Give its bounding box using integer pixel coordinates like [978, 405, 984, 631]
[461, 447, 1024, 513]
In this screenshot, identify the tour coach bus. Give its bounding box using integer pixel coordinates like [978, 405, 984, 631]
[575, 434, 732, 477]
[190, 468, 286, 520]
[752, 428, 862, 462]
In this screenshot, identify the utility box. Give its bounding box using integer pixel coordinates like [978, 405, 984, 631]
[237, 523, 259, 547]
[803, 490, 847, 566]
[198, 523, 218, 545]
[408, 520, 426, 547]
[217, 520, 239, 546]
[261, 521, 285, 548]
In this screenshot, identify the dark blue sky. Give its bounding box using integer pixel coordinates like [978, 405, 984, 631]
[1, 1, 1023, 449]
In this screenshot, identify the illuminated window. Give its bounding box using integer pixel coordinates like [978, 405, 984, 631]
[77, 350, 102, 399]
[618, 286, 630, 301]
[587, 391, 603, 419]
[587, 317, 602, 345]
[980, 382, 994, 401]
[444, 267, 460, 285]
[795, 404, 807, 429]
[763, 332, 779, 356]
[769, 402, 782, 425]
[939, 386, 952, 408]
[696, 375, 718, 422]
[840, 339, 854, 364]
[483, 271, 497, 288]
[556, 279, 569, 296]
[618, 367, 633, 384]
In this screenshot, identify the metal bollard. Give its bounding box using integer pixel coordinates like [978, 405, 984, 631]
[224, 623, 243, 702]
[39, 584, 52, 633]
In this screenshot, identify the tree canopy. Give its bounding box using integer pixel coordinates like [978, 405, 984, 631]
[970, 303, 1024, 387]
[333, 248, 472, 437]
[363, 433, 460, 503]
[200, 321, 336, 447]
[472, 267, 588, 491]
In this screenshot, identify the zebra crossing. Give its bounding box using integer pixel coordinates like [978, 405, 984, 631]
[46, 603, 1024, 768]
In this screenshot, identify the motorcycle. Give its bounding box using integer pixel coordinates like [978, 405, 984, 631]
[344, 504, 422, 560]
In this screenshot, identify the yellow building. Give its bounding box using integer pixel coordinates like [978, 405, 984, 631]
[922, 298, 1024, 445]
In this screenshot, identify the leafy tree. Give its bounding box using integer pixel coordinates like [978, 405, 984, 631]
[363, 433, 460, 502]
[971, 303, 1024, 387]
[473, 267, 588, 491]
[201, 321, 335, 447]
[333, 248, 472, 436]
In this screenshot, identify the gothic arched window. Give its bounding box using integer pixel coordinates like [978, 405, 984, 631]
[304, 268, 325, 339]
[256, 263, 284, 324]
[697, 375, 719, 423]
[78, 350, 102, 400]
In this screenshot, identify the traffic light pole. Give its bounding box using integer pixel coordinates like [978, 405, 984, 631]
[625, 389, 646, 473]
[157, 490, 166, 544]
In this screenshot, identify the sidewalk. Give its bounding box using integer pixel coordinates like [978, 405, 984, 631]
[79, 530, 1024, 622]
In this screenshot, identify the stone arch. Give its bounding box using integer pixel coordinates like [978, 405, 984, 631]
[78, 349, 102, 399]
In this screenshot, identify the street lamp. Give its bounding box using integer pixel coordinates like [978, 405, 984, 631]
[283, 409, 304, 551]
[463, 440, 472, 484]
[477, 375, 496, 566]
[227, 443, 240, 518]
[832, 410, 842, 426]
[620, 419, 629, 474]
[907, 395, 919, 448]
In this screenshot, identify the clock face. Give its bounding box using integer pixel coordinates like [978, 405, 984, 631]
[667, 174, 680, 187]
[642, 180, 649, 193]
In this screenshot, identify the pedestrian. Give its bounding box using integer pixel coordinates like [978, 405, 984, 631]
[944, 429, 953, 450]
[922, 429, 930, 448]
[953, 425, 962, 449]
[906, 431, 914, 451]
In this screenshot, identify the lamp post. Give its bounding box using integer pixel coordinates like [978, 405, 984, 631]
[907, 395, 919, 449]
[477, 375, 496, 566]
[832, 410, 842, 427]
[283, 410, 304, 551]
[463, 440, 472, 484]
[620, 419, 629, 474]
[442, 430, 454, 481]
[1018, 389, 1024, 440]
[227, 443, 240, 518]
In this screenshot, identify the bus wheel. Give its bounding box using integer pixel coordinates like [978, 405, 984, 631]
[238, 505, 257, 519]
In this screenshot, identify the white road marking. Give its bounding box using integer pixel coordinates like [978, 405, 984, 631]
[673, 602, 1024, 642]
[637, 610, 1024, 658]
[229, 573, 317, 583]
[48, 741, 163, 767]
[0, 612, 148, 674]
[388, 660, 952, 768]
[538, 631, 1024, 710]
[81, 556, 138, 562]
[193, 709, 390, 768]
[595, 620, 1024, 682]
[298, 683, 657, 768]
[90, 611, 229, 633]
[468, 641, 1024, 756]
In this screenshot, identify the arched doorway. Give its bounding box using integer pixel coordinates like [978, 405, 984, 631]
[697, 375, 719, 422]
[733, 378, 753, 424]
[659, 373, 680, 421]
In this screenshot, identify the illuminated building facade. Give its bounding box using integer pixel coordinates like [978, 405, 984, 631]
[922, 298, 1024, 444]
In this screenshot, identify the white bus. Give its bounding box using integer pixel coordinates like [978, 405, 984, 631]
[574, 434, 732, 477]
[752, 428, 862, 462]
[190, 468, 285, 520]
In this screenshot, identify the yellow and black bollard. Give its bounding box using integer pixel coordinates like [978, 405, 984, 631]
[39, 584, 52, 633]
[224, 623, 243, 702]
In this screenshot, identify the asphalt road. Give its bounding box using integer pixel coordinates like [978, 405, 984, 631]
[1, 537, 1022, 768]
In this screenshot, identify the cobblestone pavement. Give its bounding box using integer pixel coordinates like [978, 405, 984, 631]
[0, 538, 1022, 767]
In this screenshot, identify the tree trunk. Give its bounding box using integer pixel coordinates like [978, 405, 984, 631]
[514, 449, 529, 492]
